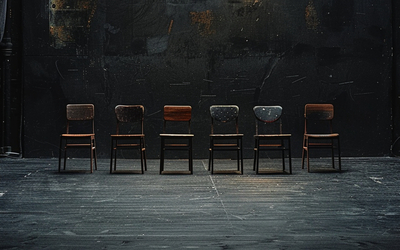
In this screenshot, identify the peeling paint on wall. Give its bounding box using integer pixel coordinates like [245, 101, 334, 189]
[190, 10, 215, 36]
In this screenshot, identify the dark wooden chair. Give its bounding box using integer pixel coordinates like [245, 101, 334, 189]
[59, 104, 97, 173]
[160, 105, 194, 174]
[253, 106, 292, 174]
[302, 104, 341, 172]
[110, 105, 146, 174]
[208, 105, 243, 174]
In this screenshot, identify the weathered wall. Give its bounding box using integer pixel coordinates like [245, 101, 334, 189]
[22, 0, 393, 158]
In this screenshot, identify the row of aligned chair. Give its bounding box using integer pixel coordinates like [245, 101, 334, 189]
[58, 104, 341, 174]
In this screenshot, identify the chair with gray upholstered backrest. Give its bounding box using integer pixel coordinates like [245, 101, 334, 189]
[208, 105, 243, 174]
[253, 106, 292, 174]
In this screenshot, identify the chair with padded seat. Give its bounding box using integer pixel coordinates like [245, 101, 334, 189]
[160, 105, 194, 174]
[302, 103, 341, 172]
[59, 104, 97, 173]
[208, 105, 243, 174]
[253, 106, 292, 174]
[110, 105, 147, 174]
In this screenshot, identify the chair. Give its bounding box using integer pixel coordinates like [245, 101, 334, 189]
[302, 104, 341, 172]
[59, 104, 97, 173]
[110, 105, 147, 174]
[253, 106, 292, 174]
[160, 105, 194, 174]
[208, 105, 243, 174]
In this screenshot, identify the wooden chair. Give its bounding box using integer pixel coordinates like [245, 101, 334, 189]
[208, 105, 243, 174]
[160, 105, 194, 174]
[110, 105, 146, 174]
[253, 106, 292, 174]
[302, 104, 341, 172]
[59, 104, 97, 173]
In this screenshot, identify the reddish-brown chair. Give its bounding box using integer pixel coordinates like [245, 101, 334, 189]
[160, 105, 194, 174]
[302, 104, 341, 172]
[110, 105, 146, 174]
[59, 104, 97, 173]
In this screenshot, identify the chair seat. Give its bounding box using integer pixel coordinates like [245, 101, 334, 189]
[210, 134, 243, 137]
[160, 133, 194, 137]
[61, 133, 94, 137]
[255, 134, 291, 138]
[111, 134, 144, 138]
[305, 133, 339, 138]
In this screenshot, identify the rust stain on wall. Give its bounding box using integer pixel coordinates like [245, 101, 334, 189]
[305, 0, 319, 30]
[190, 10, 216, 36]
[49, 0, 95, 49]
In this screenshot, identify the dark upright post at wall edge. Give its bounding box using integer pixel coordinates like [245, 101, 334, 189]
[0, 0, 11, 157]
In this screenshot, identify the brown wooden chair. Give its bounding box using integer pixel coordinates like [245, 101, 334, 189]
[302, 104, 341, 172]
[160, 105, 194, 174]
[208, 105, 243, 174]
[59, 104, 97, 173]
[253, 106, 292, 174]
[110, 105, 146, 174]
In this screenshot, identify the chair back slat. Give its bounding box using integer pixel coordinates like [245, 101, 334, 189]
[164, 105, 192, 121]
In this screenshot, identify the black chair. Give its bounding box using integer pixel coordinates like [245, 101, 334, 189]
[59, 104, 97, 173]
[160, 105, 194, 174]
[253, 106, 292, 174]
[302, 104, 341, 172]
[208, 105, 243, 174]
[110, 105, 146, 174]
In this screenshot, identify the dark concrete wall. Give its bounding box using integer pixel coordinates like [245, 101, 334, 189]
[22, 0, 393, 158]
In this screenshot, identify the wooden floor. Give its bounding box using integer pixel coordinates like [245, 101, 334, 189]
[0, 157, 399, 249]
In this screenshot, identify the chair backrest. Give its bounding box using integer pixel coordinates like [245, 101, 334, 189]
[115, 105, 144, 134]
[253, 106, 282, 135]
[66, 104, 94, 134]
[210, 105, 239, 134]
[163, 105, 192, 133]
[304, 104, 334, 133]
[304, 104, 334, 120]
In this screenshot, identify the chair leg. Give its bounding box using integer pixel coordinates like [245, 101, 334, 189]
[63, 141, 67, 170]
[237, 138, 240, 171]
[58, 137, 62, 172]
[306, 139, 310, 172]
[337, 137, 341, 171]
[110, 139, 114, 174]
[143, 149, 147, 171]
[240, 138, 243, 174]
[255, 142, 260, 174]
[90, 139, 94, 173]
[288, 138, 292, 174]
[208, 137, 212, 172]
[94, 139, 98, 171]
[189, 138, 193, 174]
[281, 139, 286, 172]
[331, 138, 335, 169]
[160, 137, 164, 174]
[301, 136, 306, 169]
